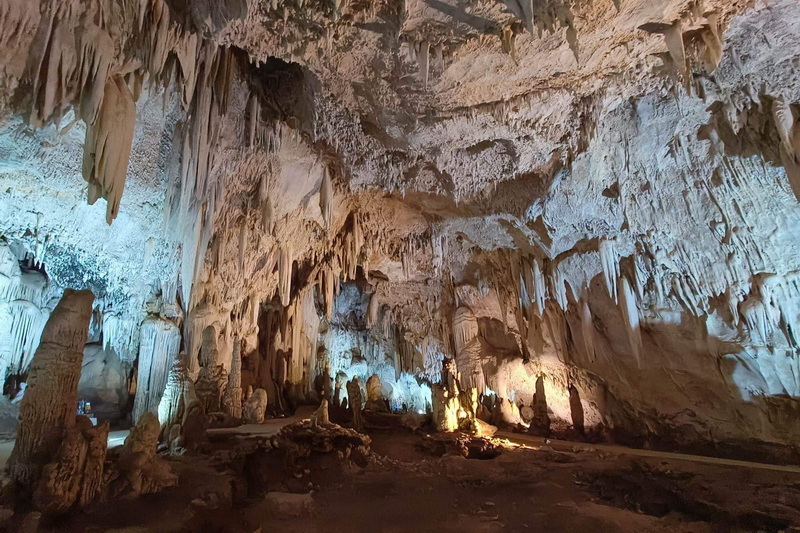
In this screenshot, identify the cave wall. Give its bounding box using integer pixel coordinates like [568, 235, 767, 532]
[0, 0, 798, 456]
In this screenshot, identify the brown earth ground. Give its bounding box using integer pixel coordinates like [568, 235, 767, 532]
[11, 417, 800, 533]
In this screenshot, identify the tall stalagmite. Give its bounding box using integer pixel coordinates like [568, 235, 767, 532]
[223, 335, 243, 418]
[6, 289, 94, 489]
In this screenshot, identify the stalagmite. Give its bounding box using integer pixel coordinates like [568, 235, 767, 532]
[347, 377, 364, 430]
[33, 417, 109, 512]
[223, 335, 243, 418]
[311, 398, 330, 426]
[7, 289, 94, 490]
[244, 388, 268, 423]
[108, 412, 177, 498]
[195, 326, 228, 413]
[365, 373, 386, 412]
[157, 352, 191, 438]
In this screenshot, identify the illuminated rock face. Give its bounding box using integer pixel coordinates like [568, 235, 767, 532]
[0, 0, 799, 457]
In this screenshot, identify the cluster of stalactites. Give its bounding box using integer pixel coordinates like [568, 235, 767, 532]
[639, 5, 724, 93]
[511, 239, 641, 364]
[0, 245, 52, 376]
[314, 212, 365, 319]
[132, 317, 181, 423]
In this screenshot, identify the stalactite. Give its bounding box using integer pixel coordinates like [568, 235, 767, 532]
[81, 75, 137, 224]
[366, 291, 379, 328]
[452, 306, 479, 355]
[102, 312, 140, 362]
[618, 277, 642, 368]
[7, 289, 95, 490]
[419, 40, 430, 89]
[279, 244, 293, 307]
[132, 317, 181, 423]
[599, 239, 619, 302]
[579, 289, 595, 363]
[320, 165, 333, 229]
[532, 258, 546, 315]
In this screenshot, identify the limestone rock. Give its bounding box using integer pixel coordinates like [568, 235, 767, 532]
[33, 416, 109, 513]
[222, 336, 243, 419]
[243, 388, 268, 424]
[7, 289, 94, 491]
[364, 374, 386, 412]
[157, 353, 191, 440]
[311, 399, 330, 427]
[124, 412, 160, 455]
[432, 385, 461, 433]
[346, 377, 363, 430]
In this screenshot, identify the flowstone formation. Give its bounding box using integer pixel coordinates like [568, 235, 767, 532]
[0, 0, 800, 502]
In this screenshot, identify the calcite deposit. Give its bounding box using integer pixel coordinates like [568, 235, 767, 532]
[1, 0, 800, 527]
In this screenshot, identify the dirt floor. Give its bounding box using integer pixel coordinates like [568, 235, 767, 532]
[13, 419, 799, 533]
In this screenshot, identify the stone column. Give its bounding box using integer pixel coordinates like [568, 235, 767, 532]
[223, 335, 243, 418]
[7, 289, 94, 489]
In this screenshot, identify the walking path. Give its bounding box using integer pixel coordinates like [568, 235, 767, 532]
[497, 431, 800, 474]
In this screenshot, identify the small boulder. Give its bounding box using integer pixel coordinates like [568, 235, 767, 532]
[244, 388, 268, 424]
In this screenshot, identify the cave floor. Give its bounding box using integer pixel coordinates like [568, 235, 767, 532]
[27, 420, 800, 533]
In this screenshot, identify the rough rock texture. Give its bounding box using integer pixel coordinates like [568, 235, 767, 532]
[107, 411, 177, 499]
[33, 416, 109, 513]
[243, 388, 268, 424]
[157, 352, 191, 439]
[222, 335, 243, 419]
[276, 418, 372, 466]
[6, 289, 94, 490]
[1, 0, 800, 460]
[346, 377, 364, 430]
[196, 326, 228, 413]
[364, 374, 386, 412]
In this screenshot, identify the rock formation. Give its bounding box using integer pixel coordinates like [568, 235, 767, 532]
[6, 289, 94, 491]
[364, 374, 386, 412]
[346, 377, 364, 431]
[106, 412, 177, 499]
[243, 388, 268, 424]
[195, 326, 228, 413]
[157, 352, 191, 440]
[222, 335, 243, 419]
[0, 0, 799, 481]
[33, 416, 109, 513]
